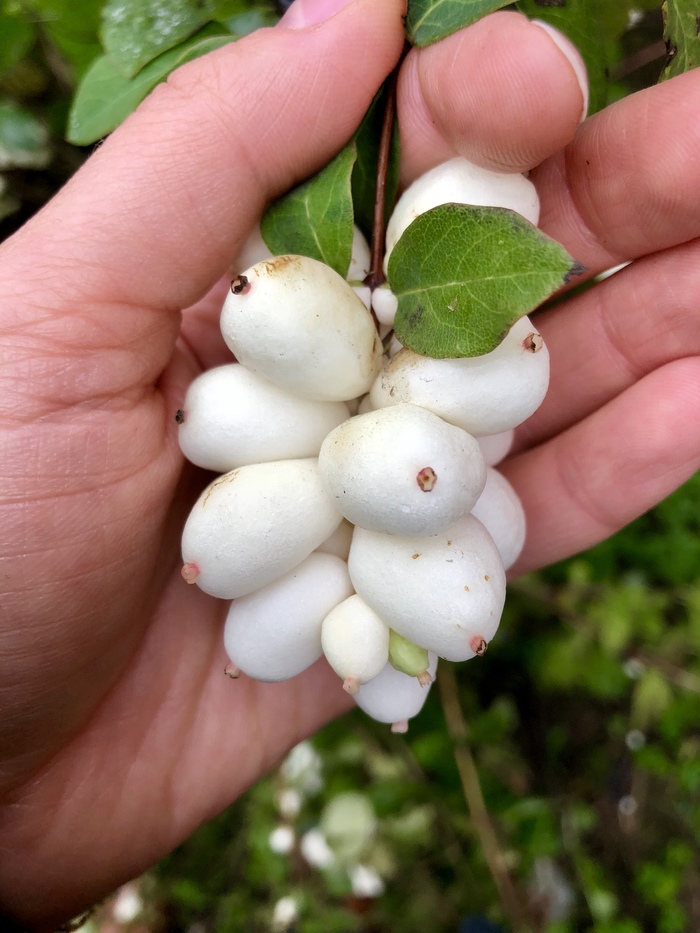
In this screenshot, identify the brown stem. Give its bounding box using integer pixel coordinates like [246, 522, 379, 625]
[438, 663, 531, 933]
[365, 45, 408, 292]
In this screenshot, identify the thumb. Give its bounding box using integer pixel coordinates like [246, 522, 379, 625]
[0, 0, 405, 314]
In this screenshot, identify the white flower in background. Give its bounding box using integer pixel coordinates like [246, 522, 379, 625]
[300, 829, 336, 870]
[276, 787, 302, 819]
[281, 741, 323, 796]
[268, 825, 295, 855]
[349, 864, 385, 898]
[112, 883, 143, 923]
[529, 857, 574, 922]
[272, 895, 299, 931]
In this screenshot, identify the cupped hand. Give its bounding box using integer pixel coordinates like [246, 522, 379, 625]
[0, 1, 697, 927]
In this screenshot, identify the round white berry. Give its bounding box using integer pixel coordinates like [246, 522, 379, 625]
[384, 156, 540, 271]
[319, 405, 486, 536]
[369, 316, 549, 436]
[224, 553, 353, 681]
[181, 459, 342, 599]
[178, 364, 350, 472]
[471, 467, 526, 571]
[348, 514, 505, 662]
[221, 255, 382, 402]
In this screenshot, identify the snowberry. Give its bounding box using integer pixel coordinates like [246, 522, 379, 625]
[471, 467, 526, 571]
[321, 594, 390, 694]
[223, 553, 353, 681]
[369, 316, 549, 436]
[371, 285, 398, 327]
[318, 404, 486, 536]
[181, 459, 342, 599]
[178, 364, 350, 472]
[348, 514, 506, 662]
[315, 519, 354, 561]
[384, 156, 540, 271]
[353, 653, 438, 730]
[477, 429, 514, 467]
[221, 255, 382, 401]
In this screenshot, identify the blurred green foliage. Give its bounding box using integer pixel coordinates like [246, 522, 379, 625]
[1, 2, 697, 932]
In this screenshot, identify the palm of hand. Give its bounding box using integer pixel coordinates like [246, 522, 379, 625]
[1, 4, 699, 929]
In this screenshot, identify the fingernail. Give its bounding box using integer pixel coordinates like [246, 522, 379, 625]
[279, 0, 354, 28]
[532, 20, 589, 122]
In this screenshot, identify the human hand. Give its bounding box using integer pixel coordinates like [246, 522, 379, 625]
[0, 0, 697, 927]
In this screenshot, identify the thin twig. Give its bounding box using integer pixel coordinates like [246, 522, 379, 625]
[438, 663, 531, 933]
[365, 45, 408, 292]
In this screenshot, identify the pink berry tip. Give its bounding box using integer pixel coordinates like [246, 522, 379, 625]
[391, 719, 409, 734]
[181, 562, 200, 584]
[417, 670, 433, 688]
[343, 676, 360, 696]
[470, 635, 488, 657]
[224, 663, 241, 679]
[416, 467, 437, 492]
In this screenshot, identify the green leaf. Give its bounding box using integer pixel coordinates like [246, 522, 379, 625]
[388, 204, 578, 358]
[260, 142, 357, 278]
[661, 0, 700, 80]
[405, 0, 513, 47]
[101, 0, 230, 79]
[351, 86, 400, 245]
[23, 0, 102, 79]
[516, 0, 608, 114]
[632, 668, 673, 728]
[67, 26, 233, 145]
[0, 100, 51, 169]
[0, 11, 35, 80]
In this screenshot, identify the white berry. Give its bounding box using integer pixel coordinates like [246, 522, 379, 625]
[384, 156, 540, 271]
[319, 405, 486, 536]
[224, 553, 353, 681]
[348, 514, 505, 662]
[178, 364, 350, 472]
[181, 459, 342, 599]
[369, 316, 549, 436]
[321, 594, 390, 694]
[221, 255, 382, 401]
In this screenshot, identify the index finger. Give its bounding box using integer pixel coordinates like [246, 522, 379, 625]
[0, 0, 405, 315]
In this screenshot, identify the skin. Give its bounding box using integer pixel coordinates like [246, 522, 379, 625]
[0, 1, 698, 927]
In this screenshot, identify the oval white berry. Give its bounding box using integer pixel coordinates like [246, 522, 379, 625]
[347, 226, 371, 281]
[354, 653, 438, 728]
[477, 430, 514, 467]
[369, 316, 549, 436]
[315, 519, 354, 561]
[178, 364, 350, 472]
[471, 467, 526, 571]
[348, 514, 505, 662]
[371, 285, 398, 327]
[181, 459, 342, 599]
[224, 553, 353, 681]
[319, 405, 486, 536]
[221, 255, 382, 401]
[321, 594, 390, 694]
[384, 157, 540, 271]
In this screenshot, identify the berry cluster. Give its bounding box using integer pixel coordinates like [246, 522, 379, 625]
[178, 158, 549, 732]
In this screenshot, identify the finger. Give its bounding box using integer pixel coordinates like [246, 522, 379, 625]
[516, 237, 700, 451]
[397, 11, 588, 184]
[504, 357, 700, 576]
[0, 0, 405, 318]
[534, 68, 700, 276]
